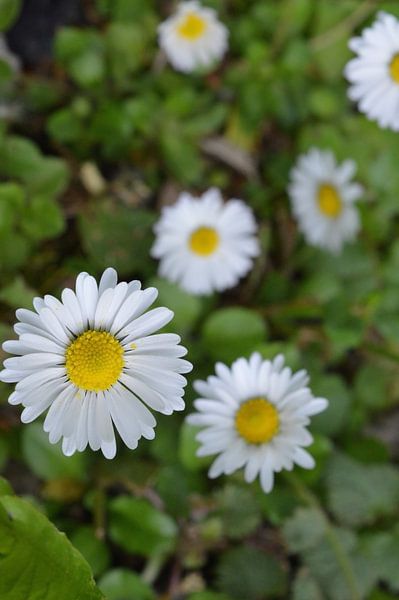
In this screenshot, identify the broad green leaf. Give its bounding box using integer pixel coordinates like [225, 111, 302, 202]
[99, 568, 155, 600]
[202, 307, 267, 363]
[0, 0, 21, 30]
[150, 277, 203, 334]
[0, 277, 36, 309]
[22, 423, 88, 482]
[79, 199, 155, 276]
[216, 484, 262, 539]
[178, 422, 212, 472]
[0, 494, 104, 599]
[216, 546, 288, 600]
[109, 496, 178, 557]
[70, 527, 110, 578]
[283, 507, 325, 553]
[326, 453, 399, 527]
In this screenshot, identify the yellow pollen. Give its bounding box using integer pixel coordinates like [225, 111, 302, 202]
[177, 12, 207, 40]
[317, 183, 342, 218]
[235, 398, 280, 444]
[65, 330, 124, 392]
[189, 226, 219, 256]
[389, 53, 399, 84]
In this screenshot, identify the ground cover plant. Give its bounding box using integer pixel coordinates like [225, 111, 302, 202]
[1, 1, 399, 599]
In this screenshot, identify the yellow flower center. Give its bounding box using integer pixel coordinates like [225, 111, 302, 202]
[65, 330, 124, 392]
[189, 226, 220, 256]
[177, 12, 207, 40]
[235, 398, 280, 444]
[389, 53, 399, 84]
[317, 183, 342, 218]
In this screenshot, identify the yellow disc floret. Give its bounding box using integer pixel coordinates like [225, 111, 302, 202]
[65, 330, 124, 392]
[390, 53, 399, 84]
[317, 183, 342, 218]
[189, 226, 220, 256]
[177, 12, 207, 40]
[235, 397, 280, 444]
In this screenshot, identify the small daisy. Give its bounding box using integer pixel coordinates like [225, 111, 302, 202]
[288, 148, 363, 254]
[158, 1, 228, 73]
[151, 187, 260, 296]
[187, 353, 328, 493]
[345, 11, 399, 131]
[0, 269, 192, 459]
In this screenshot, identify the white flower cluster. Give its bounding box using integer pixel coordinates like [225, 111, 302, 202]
[3, 4, 397, 493]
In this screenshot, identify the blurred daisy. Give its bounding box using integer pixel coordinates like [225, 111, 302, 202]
[187, 353, 328, 493]
[151, 188, 260, 296]
[158, 1, 228, 73]
[345, 12, 399, 131]
[288, 148, 363, 254]
[0, 269, 192, 458]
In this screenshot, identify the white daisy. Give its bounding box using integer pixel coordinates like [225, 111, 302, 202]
[344, 11, 399, 131]
[288, 148, 363, 254]
[151, 187, 260, 296]
[158, 1, 228, 73]
[0, 268, 192, 459]
[187, 353, 328, 493]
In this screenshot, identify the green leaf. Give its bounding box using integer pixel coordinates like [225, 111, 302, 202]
[360, 527, 399, 592]
[22, 423, 88, 482]
[150, 277, 203, 335]
[99, 569, 155, 600]
[109, 496, 178, 557]
[70, 527, 110, 578]
[178, 422, 212, 472]
[0, 277, 36, 309]
[79, 199, 156, 276]
[0, 477, 13, 496]
[326, 453, 399, 527]
[202, 307, 267, 363]
[310, 375, 350, 437]
[189, 593, 232, 600]
[292, 569, 324, 600]
[0, 0, 21, 31]
[283, 507, 326, 553]
[0, 494, 104, 599]
[21, 195, 65, 241]
[216, 546, 288, 600]
[216, 484, 262, 539]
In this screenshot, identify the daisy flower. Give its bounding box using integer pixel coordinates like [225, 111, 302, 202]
[151, 187, 260, 296]
[288, 148, 363, 254]
[345, 11, 399, 131]
[158, 1, 228, 73]
[0, 268, 192, 459]
[187, 353, 328, 493]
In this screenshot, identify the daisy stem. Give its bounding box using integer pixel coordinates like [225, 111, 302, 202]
[310, 0, 380, 52]
[284, 472, 361, 600]
[141, 552, 166, 585]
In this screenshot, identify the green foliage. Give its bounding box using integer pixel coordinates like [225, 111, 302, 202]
[1, 1, 399, 598]
[109, 495, 178, 557]
[0, 493, 104, 599]
[98, 569, 155, 600]
[22, 423, 88, 482]
[0, 0, 21, 31]
[79, 199, 155, 276]
[216, 546, 288, 600]
[202, 307, 267, 362]
[326, 453, 399, 527]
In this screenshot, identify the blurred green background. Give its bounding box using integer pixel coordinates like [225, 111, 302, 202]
[1, 1, 399, 599]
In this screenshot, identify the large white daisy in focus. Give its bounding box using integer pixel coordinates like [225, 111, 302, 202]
[0, 269, 192, 458]
[151, 188, 260, 296]
[345, 11, 399, 131]
[158, 1, 228, 73]
[187, 353, 328, 493]
[288, 148, 363, 254]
